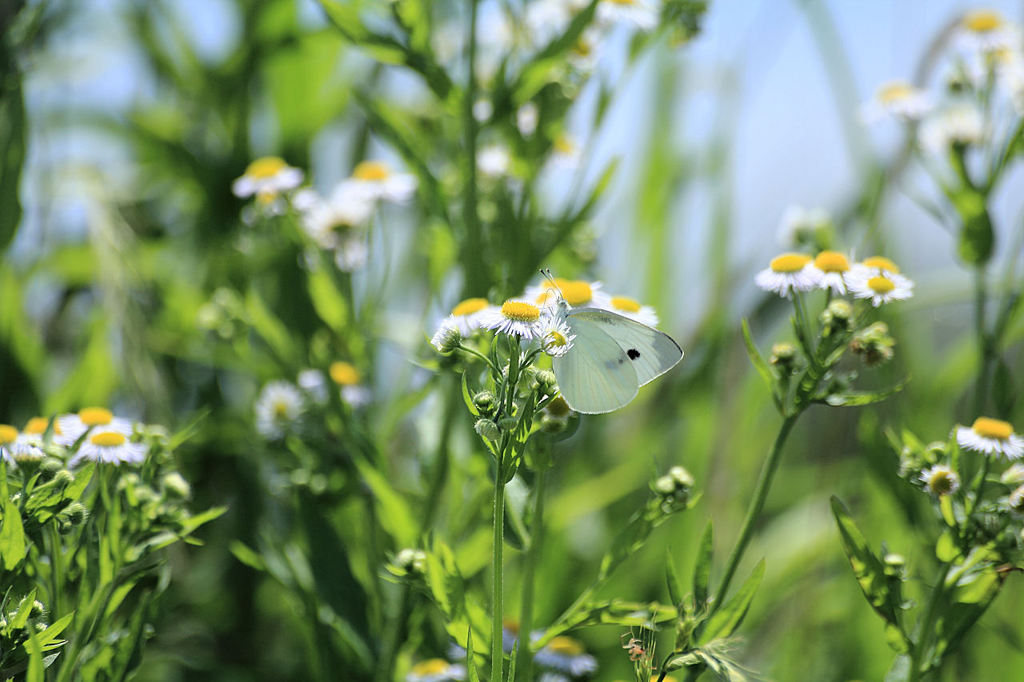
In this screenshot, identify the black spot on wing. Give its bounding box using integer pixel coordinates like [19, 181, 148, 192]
[627, 348, 641, 360]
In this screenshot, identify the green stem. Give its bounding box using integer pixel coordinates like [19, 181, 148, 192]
[908, 563, 952, 682]
[711, 413, 800, 613]
[972, 266, 995, 416]
[462, 0, 485, 294]
[490, 448, 506, 682]
[515, 466, 548, 681]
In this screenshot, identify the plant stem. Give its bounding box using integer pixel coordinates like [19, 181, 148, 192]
[462, 0, 485, 294]
[908, 563, 952, 682]
[491, 447, 506, 682]
[515, 466, 548, 681]
[972, 266, 994, 416]
[711, 413, 800, 614]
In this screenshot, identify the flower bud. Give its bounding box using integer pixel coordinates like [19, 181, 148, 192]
[64, 502, 88, 526]
[497, 417, 518, 432]
[535, 370, 557, 390]
[53, 470, 74, 488]
[821, 299, 853, 336]
[474, 418, 500, 442]
[162, 472, 192, 500]
[473, 391, 496, 414]
[38, 458, 63, 481]
[394, 548, 427, 576]
[850, 322, 895, 367]
[770, 343, 798, 372]
[539, 415, 567, 434]
[653, 475, 676, 495]
[432, 326, 462, 354]
[669, 466, 695, 489]
[545, 396, 572, 419]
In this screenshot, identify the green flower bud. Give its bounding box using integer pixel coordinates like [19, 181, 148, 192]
[433, 326, 462, 354]
[394, 548, 427, 576]
[850, 322, 895, 367]
[135, 486, 158, 505]
[474, 418, 500, 442]
[535, 370, 557, 390]
[770, 343, 798, 371]
[52, 470, 74, 488]
[64, 502, 88, 526]
[669, 466, 695, 489]
[497, 417, 518, 432]
[473, 391, 496, 414]
[1003, 464, 1024, 486]
[821, 299, 853, 336]
[38, 458, 63, 481]
[30, 601, 45, 618]
[653, 475, 676, 495]
[162, 472, 191, 500]
[539, 415, 567, 434]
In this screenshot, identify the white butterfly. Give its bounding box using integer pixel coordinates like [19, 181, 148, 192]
[550, 298, 684, 414]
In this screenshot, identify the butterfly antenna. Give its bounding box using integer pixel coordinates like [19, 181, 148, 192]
[539, 268, 565, 305]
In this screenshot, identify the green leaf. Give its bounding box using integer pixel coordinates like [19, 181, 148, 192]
[33, 612, 74, 648]
[230, 540, 267, 571]
[830, 497, 902, 632]
[462, 371, 480, 416]
[824, 379, 907, 407]
[306, 266, 350, 335]
[741, 319, 776, 397]
[0, 46, 26, 251]
[12, 589, 37, 629]
[936, 530, 960, 562]
[354, 459, 418, 547]
[465, 628, 481, 682]
[699, 559, 764, 643]
[25, 629, 43, 682]
[693, 521, 713, 607]
[245, 289, 298, 365]
[0, 494, 26, 569]
[665, 550, 683, 608]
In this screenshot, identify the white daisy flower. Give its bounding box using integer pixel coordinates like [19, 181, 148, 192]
[255, 381, 304, 440]
[860, 81, 933, 123]
[405, 659, 466, 682]
[525, 0, 573, 46]
[330, 362, 372, 407]
[232, 156, 304, 200]
[846, 270, 914, 307]
[955, 10, 1020, 55]
[754, 253, 823, 297]
[70, 429, 148, 467]
[0, 425, 42, 465]
[777, 205, 832, 247]
[349, 160, 418, 204]
[813, 251, 852, 295]
[297, 369, 329, 405]
[606, 295, 659, 326]
[919, 103, 984, 154]
[477, 145, 512, 178]
[596, 0, 660, 32]
[533, 635, 598, 677]
[957, 417, 1024, 459]
[18, 416, 63, 447]
[541, 317, 576, 357]
[480, 300, 549, 340]
[920, 464, 961, 496]
[57, 408, 134, 446]
[550, 134, 581, 168]
[525, 278, 611, 310]
[299, 183, 376, 251]
[431, 298, 495, 351]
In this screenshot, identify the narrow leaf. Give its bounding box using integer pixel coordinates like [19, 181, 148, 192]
[693, 521, 713, 607]
[699, 559, 764, 643]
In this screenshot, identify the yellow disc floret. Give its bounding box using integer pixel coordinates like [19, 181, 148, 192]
[501, 301, 541, 322]
[0, 425, 17, 445]
[410, 659, 449, 675]
[861, 256, 899, 273]
[79, 407, 114, 426]
[770, 253, 812, 273]
[245, 156, 287, 179]
[24, 417, 54, 435]
[964, 10, 1004, 33]
[353, 160, 390, 182]
[867, 276, 895, 294]
[611, 296, 642, 313]
[548, 636, 585, 655]
[972, 417, 1014, 440]
[452, 298, 489, 317]
[877, 82, 913, 104]
[814, 251, 850, 273]
[329, 361, 361, 386]
[90, 432, 127, 447]
[560, 281, 594, 306]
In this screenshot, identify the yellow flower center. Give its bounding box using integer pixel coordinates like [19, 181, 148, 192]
[546, 330, 569, 347]
[972, 417, 1014, 440]
[554, 135, 576, 155]
[25, 417, 58, 435]
[79, 407, 113, 427]
[547, 396, 572, 417]
[90, 431, 127, 447]
[769, 253, 811, 273]
[0, 425, 17, 445]
[964, 10, 1003, 33]
[814, 251, 850, 273]
[256, 190, 278, 205]
[607, 0, 637, 5]
[867, 276, 895, 294]
[548, 636, 585, 656]
[560, 281, 594, 306]
[352, 160, 390, 182]
[501, 301, 541, 322]
[877, 82, 913, 104]
[245, 156, 288, 179]
[611, 296, 642, 313]
[410, 659, 449, 674]
[927, 468, 957, 495]
[329, 361, 361, 386]
[452, 298, 489, 317]
[861, 256, 900, 273]
[273, 401, 292, 419]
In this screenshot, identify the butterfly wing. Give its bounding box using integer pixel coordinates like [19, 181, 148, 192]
[567, 309, 684, 386]
[552, 317, 639, 414]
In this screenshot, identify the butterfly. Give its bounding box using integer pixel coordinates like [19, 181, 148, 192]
[549, 293, 683, 414]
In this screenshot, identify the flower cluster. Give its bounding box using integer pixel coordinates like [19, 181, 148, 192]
[0, 408, 152, 469]
[233, 156, 417, 272]
[755, 250, 914, 306]
[254, 361, 372, 441]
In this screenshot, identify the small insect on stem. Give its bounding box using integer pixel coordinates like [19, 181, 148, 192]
[621, 632, 647, 662]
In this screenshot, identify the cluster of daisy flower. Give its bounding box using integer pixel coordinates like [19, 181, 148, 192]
[0, 408, 150, 468]
[862, 9, 1024, 154]
[232, 156, 417, 272]
[430, 276, 659, 357]
[254, 362, 371, 441]
[755, 250, 914, 307]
